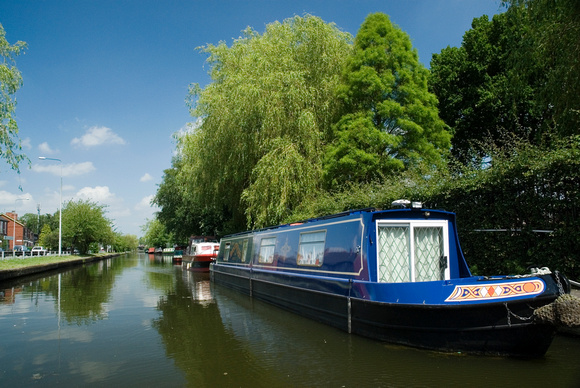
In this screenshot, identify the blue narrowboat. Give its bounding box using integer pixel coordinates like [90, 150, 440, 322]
[210, 202, 573, 357]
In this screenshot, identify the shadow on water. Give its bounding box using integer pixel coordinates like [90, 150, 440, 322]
[0, 253, 578, 387]
[161, 267, 580, 388]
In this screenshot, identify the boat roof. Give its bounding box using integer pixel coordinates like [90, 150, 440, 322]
[224, 206, 456, 238]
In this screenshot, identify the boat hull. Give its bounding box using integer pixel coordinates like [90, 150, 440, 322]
[211, 265, 559, 357]
[350, 297, 556, 357]
[184, 254, 216, 272]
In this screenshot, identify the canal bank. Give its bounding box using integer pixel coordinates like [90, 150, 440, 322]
[0, 253, 124, 281]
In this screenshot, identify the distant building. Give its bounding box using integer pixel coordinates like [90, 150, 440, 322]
[0, 213, 34, 250]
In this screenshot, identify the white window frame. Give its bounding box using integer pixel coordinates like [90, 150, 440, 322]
[376, 220, 450, 282]
[258, 236, 277, 264]
[297, 230, 326, 267]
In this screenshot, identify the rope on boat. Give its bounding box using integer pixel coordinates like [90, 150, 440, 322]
[534, 294, 580, 328]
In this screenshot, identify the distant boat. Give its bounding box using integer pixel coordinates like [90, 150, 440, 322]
[183, 236, 220, 272]
[147, 247, 155, 254]
[211, 203, 579, 358]
[174, 247, 184, 259]
[163, 247, 175, 255]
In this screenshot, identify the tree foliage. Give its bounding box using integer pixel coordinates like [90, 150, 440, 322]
[323, 13, 450, 188]
[431, 1, 580, 165]
[141, 218, 172, 248]
[0, 23, 28, 173]
[20, 212, 57, 237]
[153, 153, 225, 240]
[37, 223, 57, 250]
[504, 0, 580, 134]
[111, 232, 139, 252]
[183, 15, 352, 230]
[420, 136, 580, 279]
[152, 10, 579, 280]
[61, 199, 113, 255]
[430, 12, 546, 165]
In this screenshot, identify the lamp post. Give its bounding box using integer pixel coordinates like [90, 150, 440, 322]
[39, 157, 62, 256]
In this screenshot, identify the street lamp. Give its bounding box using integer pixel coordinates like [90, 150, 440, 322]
[39, 157, 62, 256]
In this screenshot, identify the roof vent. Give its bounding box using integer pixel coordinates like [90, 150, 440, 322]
[391, 199, 410, 208]
[391, 199, 423, 209]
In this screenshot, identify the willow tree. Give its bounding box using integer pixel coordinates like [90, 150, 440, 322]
[184, 15, 352, 230]
[323, 13, 451, 188]
[0, 23, 28, 173]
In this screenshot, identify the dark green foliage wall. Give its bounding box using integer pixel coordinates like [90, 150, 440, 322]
[421, 137, 579, 279]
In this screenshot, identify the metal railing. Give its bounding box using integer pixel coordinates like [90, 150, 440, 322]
[0, 250, 74, 259]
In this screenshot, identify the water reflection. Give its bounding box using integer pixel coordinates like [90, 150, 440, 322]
[0, 253, 578, 387]
[160, 268, 580, 388]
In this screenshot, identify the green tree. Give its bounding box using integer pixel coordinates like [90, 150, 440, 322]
[37, 223, 58, 250]
[430, 12, 544, 165]
[20, 212, 55, 237]
[0, 23, 28, 173]
[61, 199, 113, 255]
[183, 15, 352, 230]
[111, 232, 138, 252]
[324, 13, 450, 188]
[153, 154, 225, 240]
[141, 218, 172, 248]
[504, 0, 580, 134]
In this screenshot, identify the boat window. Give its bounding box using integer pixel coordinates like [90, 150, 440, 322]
[223, 242, 230, 262]
[377, 221, 448, 283]
[258, 237, 277, 264]
[378, 225, 410, 282]
[298, 230, 326, 266]
[241, 239, 249, 263]
[414, 227, 445, 281]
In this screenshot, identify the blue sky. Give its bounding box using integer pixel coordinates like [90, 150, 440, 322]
[0, 0, 504, 237]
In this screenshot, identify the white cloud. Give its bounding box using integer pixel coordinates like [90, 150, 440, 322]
[75, 186, 131, 220]
[139, 173, 153, 182]
[21, 137, 32, 150]
[71, 126, 126, 148]
[0, 191, 33, 207]
[76, 186, 115, 202]
[135, 195, 157, 211]
[38, 142, 58, 155]
[33, 161, 96, 177]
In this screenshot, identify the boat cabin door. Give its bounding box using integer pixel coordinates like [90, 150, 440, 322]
[376, 220, 450, 283]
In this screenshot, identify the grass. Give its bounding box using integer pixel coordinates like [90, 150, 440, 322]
[0, 254, 97, 270]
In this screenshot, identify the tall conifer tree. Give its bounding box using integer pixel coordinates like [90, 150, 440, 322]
[323, 13, 450, 188]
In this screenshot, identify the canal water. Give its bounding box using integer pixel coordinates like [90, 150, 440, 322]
[0, 252, 579, 387]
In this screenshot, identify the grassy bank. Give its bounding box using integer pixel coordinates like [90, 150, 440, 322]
[0, 254, 104, 271]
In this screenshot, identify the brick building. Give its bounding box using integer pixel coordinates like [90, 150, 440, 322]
[0, 212, 34, 250]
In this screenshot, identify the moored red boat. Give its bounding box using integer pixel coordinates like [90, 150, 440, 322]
[183, 236, 220, 272]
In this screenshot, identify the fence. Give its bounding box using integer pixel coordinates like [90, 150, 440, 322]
[0, 250, 74, 259]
